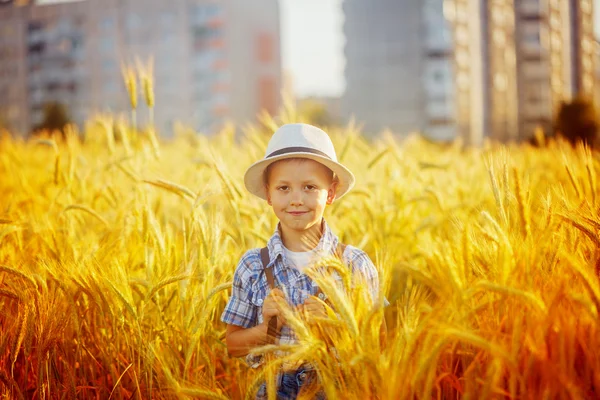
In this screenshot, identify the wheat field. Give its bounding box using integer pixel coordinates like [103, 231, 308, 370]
[0, 113, 599, 399]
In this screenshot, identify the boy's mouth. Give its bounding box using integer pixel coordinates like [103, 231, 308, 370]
[287, 211, 308, 216]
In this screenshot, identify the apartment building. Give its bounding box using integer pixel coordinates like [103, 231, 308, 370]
[447, 0, 596, 142]
[342, 0, 460, 141]
[596, 39, 600, 108]
[0, 4, 30, 133]
[0, 0, 281, 136]
[342, 0, 427, 137]
[342, 0, 596, 143]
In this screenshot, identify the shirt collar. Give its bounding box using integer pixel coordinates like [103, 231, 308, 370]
[265, 219, 339, 269]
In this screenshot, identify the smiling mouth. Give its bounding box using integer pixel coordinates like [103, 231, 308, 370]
[288, 211, 308, 216]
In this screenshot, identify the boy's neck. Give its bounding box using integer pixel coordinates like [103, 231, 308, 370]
[279, 220, 324, 252]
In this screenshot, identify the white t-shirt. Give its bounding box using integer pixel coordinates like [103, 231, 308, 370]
[283, 246, 315, 272]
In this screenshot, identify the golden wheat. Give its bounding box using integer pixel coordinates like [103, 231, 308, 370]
[0, 116, 599, 399]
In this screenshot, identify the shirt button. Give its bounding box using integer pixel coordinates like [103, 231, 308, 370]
[318, 293, 326, 300]
[257, 299, 263, 305]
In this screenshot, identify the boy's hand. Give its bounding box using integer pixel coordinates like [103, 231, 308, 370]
[298, 296, 327, 322]
[261, 288, 287, 333]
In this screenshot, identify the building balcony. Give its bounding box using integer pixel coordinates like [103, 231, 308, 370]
[427, 117, 454, 127]
[425, 49, 452, 59]
[520, 42, 543, 57]
[517, 1, 545, 19]
[27, 42, 45, 55]
[520, 60, 549, 77]
[211, 82, 229, 93]
[206, 17, 224, 29]
[211, 59, 228, 70]
[521, 102, 552, 119]
[212, 104, 229, 117]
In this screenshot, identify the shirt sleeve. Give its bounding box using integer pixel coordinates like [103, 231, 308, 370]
[349, 248, 390, 307]
[220, 252, 259, 328]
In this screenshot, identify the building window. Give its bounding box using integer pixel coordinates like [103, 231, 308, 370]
[104, 80, 118, 94]
[57, 38, 72, 53]
[493, 73, 508, 91]
[428, 117, 454, 126]
[193, 51, 217, 69]
[100, 37, 114, 53]
[28, 21, 44, 33]
[127, 14, 141, 31]
[102, 59, 116, 72]
[193, 26, 209, 39]
[71, 35, 82, 51]
[57, 18, 71, 33]
[257, 32, 273, 63]
[102, 16, 115, 30]
[523, 30, 540, 47]
[1, 25, 15, 37]
[206, 4, 222, 17]
[190, 4, 222, 24]
[28, 42, 45, 55]
[46, 82, 60, 92]
[258, 76, 277, 115]
[161, 11, 176, 26]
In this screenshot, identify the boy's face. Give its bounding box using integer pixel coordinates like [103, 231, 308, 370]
[266, 159, 337, 241]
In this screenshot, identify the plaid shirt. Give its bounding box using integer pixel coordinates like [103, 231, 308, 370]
[220, 219, 387, 367]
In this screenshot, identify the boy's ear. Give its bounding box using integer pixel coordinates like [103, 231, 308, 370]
[326, 182, 338, 205]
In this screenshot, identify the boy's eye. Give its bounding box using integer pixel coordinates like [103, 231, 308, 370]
[304, 185, 317, 190]
[277, 186, 289, 191]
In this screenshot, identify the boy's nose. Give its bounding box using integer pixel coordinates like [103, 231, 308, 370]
[290, 192, 303, 206]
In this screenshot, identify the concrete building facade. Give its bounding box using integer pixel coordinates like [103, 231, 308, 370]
[342, 0, 597, 143]
[447, 0, 597, 142]
[342, 0, 428, 137]
[342, 0, 459, 141]
[0, 0, 281, 136]
[0, 4, 30, 133]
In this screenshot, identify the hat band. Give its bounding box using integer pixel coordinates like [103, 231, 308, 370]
[266, 147, 331, 160]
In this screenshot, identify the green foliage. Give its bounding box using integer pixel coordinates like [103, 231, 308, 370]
[297, 98, 337, 127]
[32, 102, 72, 137]
[555, 97, 598, 147]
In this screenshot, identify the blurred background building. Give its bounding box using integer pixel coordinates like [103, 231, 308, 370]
[342, 0, 456, 141]
[596, 38, 600, 107]
[342, 0, 597, 143]
[0, 0, 598, 143]
[0, 0, 281, 136]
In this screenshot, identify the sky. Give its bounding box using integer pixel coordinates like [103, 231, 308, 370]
[37, 0, 600, 99]
[279, 0, 345, 98]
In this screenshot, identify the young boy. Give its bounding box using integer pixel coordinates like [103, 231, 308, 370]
[220, 123, 387, 399]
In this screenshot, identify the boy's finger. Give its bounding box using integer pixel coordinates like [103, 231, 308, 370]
[304, 296, 322, 305]
[263, 307, 279, 315]
[305, 304, 322, 312]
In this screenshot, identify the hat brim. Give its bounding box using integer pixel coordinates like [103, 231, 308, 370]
[244, 152, 355, 200]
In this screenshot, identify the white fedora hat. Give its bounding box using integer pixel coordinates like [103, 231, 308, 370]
[244, 123, 355, 200]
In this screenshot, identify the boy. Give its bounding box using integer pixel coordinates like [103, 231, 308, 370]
[220, 123, 387, 399]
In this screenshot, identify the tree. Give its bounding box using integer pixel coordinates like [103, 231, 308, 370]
[298, 98, 336, 127]
[0, 112, 7, 131]
[33, 102, 71, 138]
[555, 97, 598, 147]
